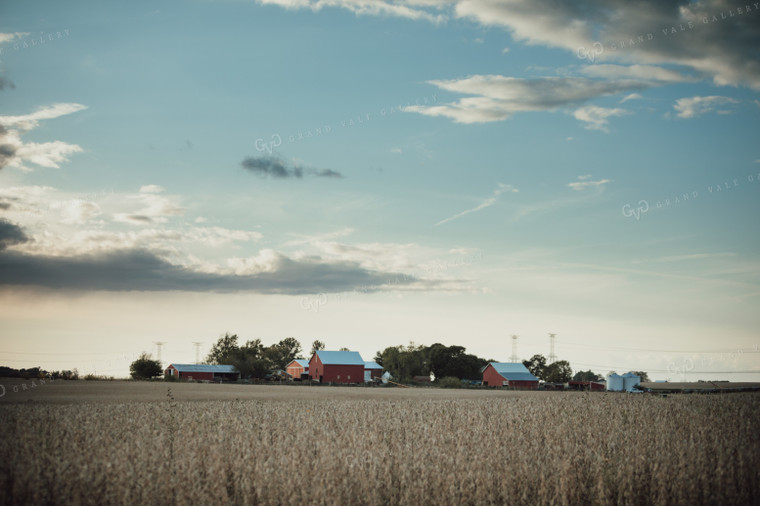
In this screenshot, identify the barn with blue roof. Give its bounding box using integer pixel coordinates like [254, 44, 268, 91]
[309, 350, 365, 383]
[164, 363, 240, 382]
[482, 362, 540, 390]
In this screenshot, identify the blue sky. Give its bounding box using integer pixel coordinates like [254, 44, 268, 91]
[1, 0, 759, 381]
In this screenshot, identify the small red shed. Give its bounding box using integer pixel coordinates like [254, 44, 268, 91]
[482, 362, 539, 390]
[285, 359, 309, 380]
[568, 380, 605, 391]
[309, 350, 365, 384]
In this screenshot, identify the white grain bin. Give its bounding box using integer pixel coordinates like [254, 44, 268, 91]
[623, 372, 641, 392]
[606, 373, 624, 392]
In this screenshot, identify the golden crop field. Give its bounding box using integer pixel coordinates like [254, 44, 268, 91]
[1, 381, 759, 505]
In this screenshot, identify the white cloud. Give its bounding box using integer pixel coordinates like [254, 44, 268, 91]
[619, 93, 643, 103]
[672, 95, 740, 119]
[581, 64, 689, 83]
[0, 103, 88, 131]
[113, 187, 185, 225]
[256, 0, 449, 24]
[405, 75, 647, 124]
[567, 176, 611, 191]
[0, 32, 30, 45]
[258, 0, 760, 91]
[436, 183, 518, 225]
[139, 184, 165, 194]
[572, 106, 628, 132]
[0, 103, 87, 171]
[48, 199, 102, 225]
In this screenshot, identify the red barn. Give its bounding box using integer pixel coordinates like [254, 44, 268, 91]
[164, 364, 240, 382]
[482, 362, 539, 390]
[309, 350, 365, 384]
[285, 359, 309, 380]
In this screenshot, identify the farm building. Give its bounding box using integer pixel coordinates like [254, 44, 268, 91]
[364, 361, 383, 382]
[285, 359, 309, 380]
[482, 362, 540, 389]
[164, 364, 240, 382]
[309, 350, 365, 384]
[568, 380, 605, 391]
[606, 373, 624, 391]
[622, 372, 641, 392]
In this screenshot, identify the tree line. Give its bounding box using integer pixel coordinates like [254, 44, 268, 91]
[126, 334, 648, 383]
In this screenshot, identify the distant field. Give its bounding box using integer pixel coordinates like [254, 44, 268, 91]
[1, 381, 759, 505]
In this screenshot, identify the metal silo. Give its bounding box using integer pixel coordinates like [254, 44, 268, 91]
[623, 372, 641, 392]
[606, 373, 624, 391]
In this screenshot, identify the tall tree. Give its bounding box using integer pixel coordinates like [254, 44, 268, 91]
[206, 333, 240, 364]
[572, 370, 601, 381]
[629, 370, 650, 382]
[130, 353, 162, 380]
[544, 360, 573, 383]
[522, 354, 547, 379]
[264, 337, 303, 370]
[427, 343, 486, 380]
[376, 343, 428, 381]
[310, 340, 326, 356]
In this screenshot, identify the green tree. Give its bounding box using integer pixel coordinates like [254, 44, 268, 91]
[310, 340, 326, 356]
[629, 370, 650, 382]
[427, 343, 486, 380]
[376, 343, 428, 381]
[130, 353, 162, 380]
[572, 370, 601, 381]
[523, 354, 547, 379]
[544, 360, 572, 383]
[206, 333, 240, 364]
[264, 337, 303, 370]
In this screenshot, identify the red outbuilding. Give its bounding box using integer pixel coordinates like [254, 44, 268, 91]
[482, 362, 540, 390]
[309, 350, 365, 384]
[568, 380, 605, 391]
[285, 359, 309, 380]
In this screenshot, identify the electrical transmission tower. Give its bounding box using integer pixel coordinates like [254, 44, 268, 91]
[510, 335, 519, 363]
[153, 341, 165, 364]
[192, 342, 202, 364]
[548, 333, 557, 364]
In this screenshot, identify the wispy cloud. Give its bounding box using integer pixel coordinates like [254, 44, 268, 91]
[255, 0, 449, 24]
[113, 186, 185, 225]
[241, 155, 344, 179]
[436, 183, 518, 226]
[672, 96, 740, 119]
[0, 103, 87, 171]
[572, 106, 628, 132]
[405, 75, 647, 124]
[567, 176, 611, 191]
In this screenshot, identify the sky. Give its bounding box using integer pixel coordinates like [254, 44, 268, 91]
[1, 0, 759, 382]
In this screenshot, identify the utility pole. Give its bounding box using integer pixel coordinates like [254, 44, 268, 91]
[510, 335, 519, 363]
[548, 333, 557, 364]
